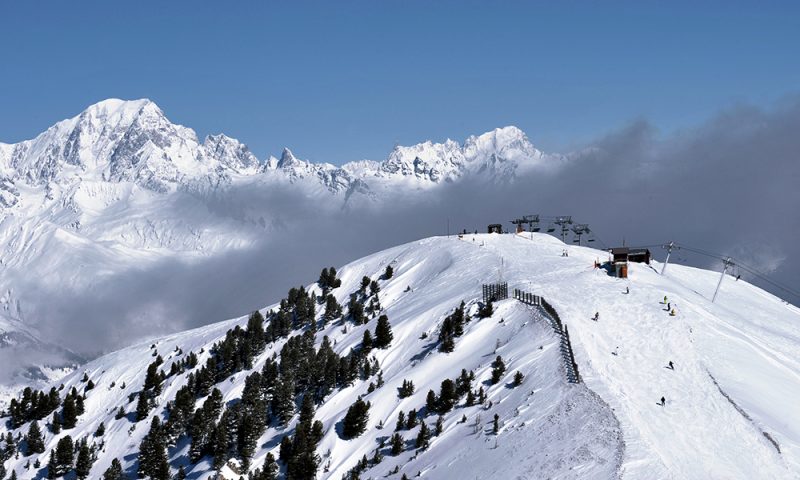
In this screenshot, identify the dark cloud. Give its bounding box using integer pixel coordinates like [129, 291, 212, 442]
[18, 98, 800, 358]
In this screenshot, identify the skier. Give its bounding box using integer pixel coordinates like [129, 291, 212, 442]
[625, 286, 629, 294]
[667, 361, 674, 370]
[663, 295, 668, 304]
[659, 396, 666, 406]
[593, 312, 599, 321]
[667, 302, 671, 311]
[670, 308, 676, 316]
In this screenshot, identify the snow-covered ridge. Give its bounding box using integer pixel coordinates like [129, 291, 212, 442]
[2, 233, 799, 480]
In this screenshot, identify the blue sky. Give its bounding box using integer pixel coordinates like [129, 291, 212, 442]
[1, 1, 799, 164]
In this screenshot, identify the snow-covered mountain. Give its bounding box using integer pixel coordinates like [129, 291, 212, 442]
[0, 99, 559, 385]
[0, 98, 552, 201]
[1, 233, 798, 479]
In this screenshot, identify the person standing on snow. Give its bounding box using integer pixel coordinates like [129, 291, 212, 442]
[668, 361, 674, 370]
[660, 396, 666, 406]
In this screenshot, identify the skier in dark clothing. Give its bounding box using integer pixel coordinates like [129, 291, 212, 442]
[660, 396, 666, 406]
[593, 312, 599, 321]
[668, 361, 674, 370]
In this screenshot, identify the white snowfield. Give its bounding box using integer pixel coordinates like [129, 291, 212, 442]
[2, 233, 799, 479]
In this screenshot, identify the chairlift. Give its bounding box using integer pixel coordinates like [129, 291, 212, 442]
[546, 224, 556, 233]
[531, 226, 541, 232]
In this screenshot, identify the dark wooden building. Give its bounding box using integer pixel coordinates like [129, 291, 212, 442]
[488, 224, 503, 234]
[628, 248, 651, 264]
[609, 247, 629, 278]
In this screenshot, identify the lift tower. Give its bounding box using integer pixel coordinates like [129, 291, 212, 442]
[511, 214, 540, 233]
[570, 224, 590, 245]
[553, 216, 573, 243]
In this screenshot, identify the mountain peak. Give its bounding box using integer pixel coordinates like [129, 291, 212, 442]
[277, 147, 300, 168]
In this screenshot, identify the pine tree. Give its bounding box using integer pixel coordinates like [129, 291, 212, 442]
[455, 369, 471, 397]
[279, 436, 293, 463]
[398, 379, 414, 398]
[135, 391, 151, 422]
[75, 441, 92, 479]
[348, 295, 365, 325]
[62, 394, 77, 429]
[175, 465, 187, 480]
[102, 458, 123, 480]
[439, 334, 455, 353]
[286, 394, 322, 479]
[390, 433, 404, 455]
[138, 417, 170, 480]
[10, 469, 17, 480]
[395, 411, 405, 431]
[323, 295, 342, 324]
[54, 435, 74, 476]
[425, 390, 437, 413]
[465, 389, 476, 407]
[435, 416, 444, 436]
[493, 414, 500, 434]
[4, 431, 15, 457]
[95, 421, 106, 437]
[513, 371, 524, 386]
[415, 422, 430, 450]
[115, 406, 126, 420]
[341, 398, 370, 439]
[438, 379, 457, 413]
[360, 276, 371, 293]
[26, 420, 45, 454]
[47, 451, 58, 479]
[212, 421, 228, 470]
[406, 409, 418, 429]
[383, 264, 394, 279]
[261, 452, 278, 480]
[361, 330, 373, 353]
[271, 373, 296, 426]
[369, 280, 380, 298]
[491, 356, 506, 385]
[51, 411, 61, 434]
[374, 315, 393, 349]
[478, 386, 486, 404]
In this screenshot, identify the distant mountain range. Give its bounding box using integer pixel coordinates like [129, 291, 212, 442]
[0, 98, 559, 206]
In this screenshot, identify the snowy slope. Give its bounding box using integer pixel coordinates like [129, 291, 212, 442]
[2, 233, 799, 479]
